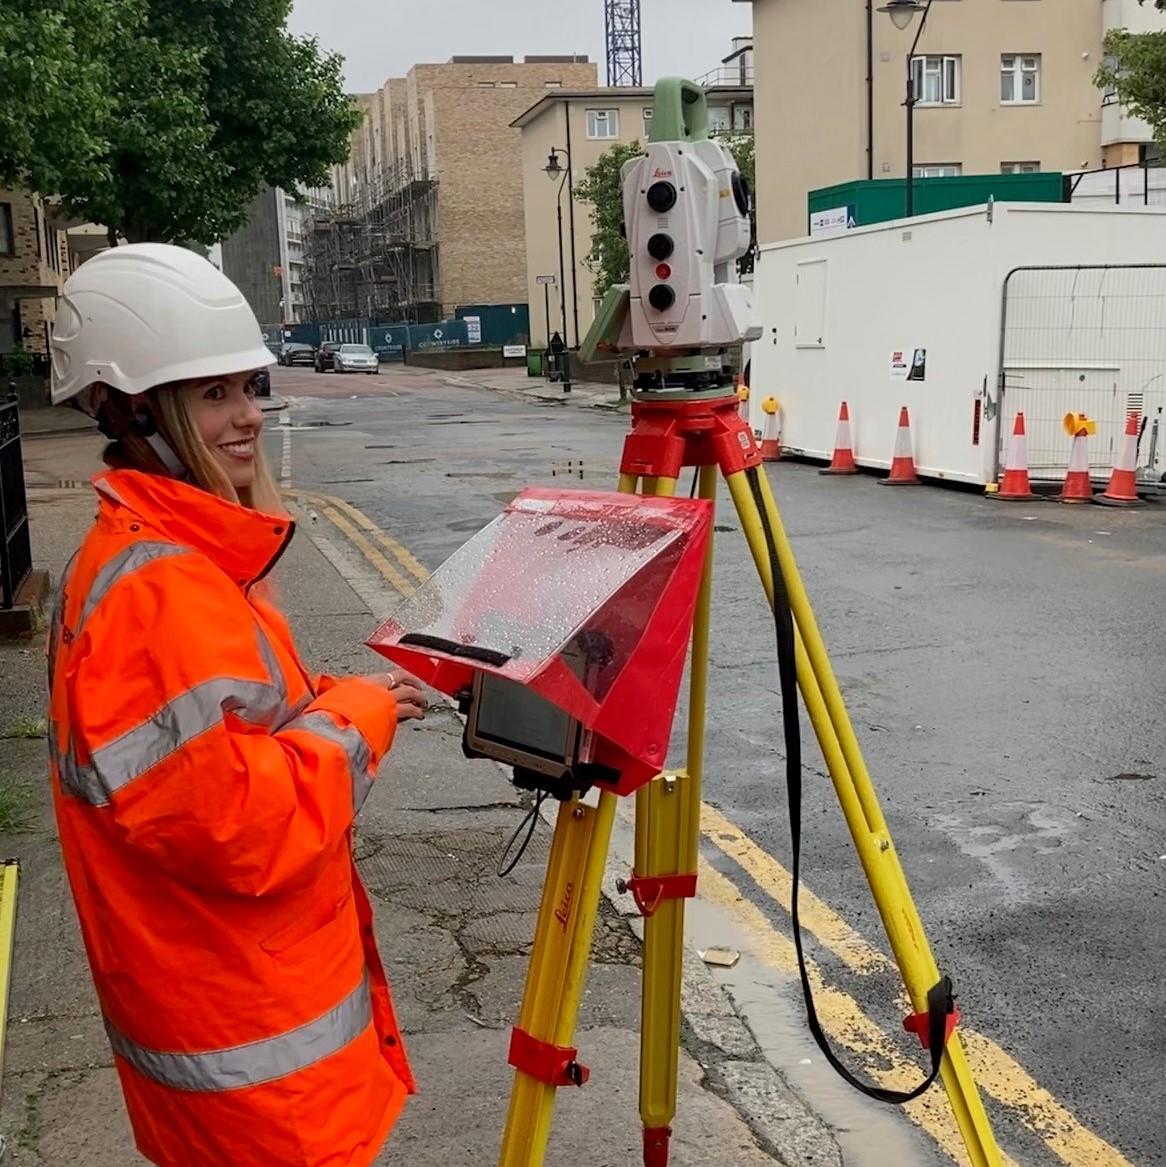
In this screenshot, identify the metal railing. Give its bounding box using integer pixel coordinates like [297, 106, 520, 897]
[1065, 162, 1166, 208]
[0, 388, 32, 609]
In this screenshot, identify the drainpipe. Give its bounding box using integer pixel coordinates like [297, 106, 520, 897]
[866, 0, 875, 180]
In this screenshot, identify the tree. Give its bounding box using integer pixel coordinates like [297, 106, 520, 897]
[1096, 0, 1166, 156]
[0, 0, 124, 198]
[574, 139, 645, 301]
[574, 132, 758, 296]
[0, 0, 360, 245]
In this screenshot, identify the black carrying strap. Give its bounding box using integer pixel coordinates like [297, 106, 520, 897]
[745, 467, 953, 1105]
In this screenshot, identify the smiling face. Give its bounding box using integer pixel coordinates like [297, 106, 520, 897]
[179, 372, 265, 490]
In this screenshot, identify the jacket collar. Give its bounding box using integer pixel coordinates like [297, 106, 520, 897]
[93, 469, 293, 587]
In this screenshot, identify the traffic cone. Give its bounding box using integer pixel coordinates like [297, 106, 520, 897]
[820, 401, 858, 476]
[1096, 414, 1144, 507]
[737, 379, 749, 423]
[994, 412, 1036, 500]
[759, 397, 781, 462]
[879, 406, 921, 485]
[1059, 428, 1094, 504]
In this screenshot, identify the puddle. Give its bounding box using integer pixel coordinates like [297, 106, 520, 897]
[685, 894, 942, 1166]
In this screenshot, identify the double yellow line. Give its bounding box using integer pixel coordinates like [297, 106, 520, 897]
[297, 487, 1133, 1167]
[292, 490, 428, 598]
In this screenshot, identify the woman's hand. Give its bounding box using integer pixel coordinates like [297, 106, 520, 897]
[362, 671, 429, 722]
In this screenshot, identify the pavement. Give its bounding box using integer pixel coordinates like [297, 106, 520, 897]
[0, 419, 839, 1165]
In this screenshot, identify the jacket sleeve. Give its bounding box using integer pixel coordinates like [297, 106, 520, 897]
[66, 553, 397, 896]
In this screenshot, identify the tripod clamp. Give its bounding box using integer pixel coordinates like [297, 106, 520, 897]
[616, 873, 697, 918]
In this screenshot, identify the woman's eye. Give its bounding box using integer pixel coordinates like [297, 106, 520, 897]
[204, 384, 226, 400]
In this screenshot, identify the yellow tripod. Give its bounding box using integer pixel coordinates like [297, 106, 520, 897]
[498, 391, 1003, 1167]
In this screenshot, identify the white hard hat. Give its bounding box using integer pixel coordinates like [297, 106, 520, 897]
[50, 243, 275, 412]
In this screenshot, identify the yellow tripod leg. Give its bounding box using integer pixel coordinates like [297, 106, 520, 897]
[623, 468, 717, 1167]
[499, 792, 617, 1167]
[724, 470, 1002, 1167]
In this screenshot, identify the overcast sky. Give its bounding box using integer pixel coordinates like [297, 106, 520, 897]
[287, 0, 751, 93]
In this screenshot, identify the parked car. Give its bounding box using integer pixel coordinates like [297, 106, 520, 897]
[279, 342, 315, 367]
[314, 341, 343, 373]
[332, 343, 379, 375]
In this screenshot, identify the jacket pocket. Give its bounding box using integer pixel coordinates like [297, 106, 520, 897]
[259, 888, 353, 957]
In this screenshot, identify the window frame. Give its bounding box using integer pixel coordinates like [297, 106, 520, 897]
[1001, 54, 1041, 105]
[1001, 161, 1040, 175]
[912, 163, 962, 179]
[910, 54, 961, 106]
[586, 108, 620, 140]
[0, 204, 13, 257]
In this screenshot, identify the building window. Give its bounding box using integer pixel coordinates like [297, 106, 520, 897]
[544, 80, 562, 88]
[586, 109, 619, 139]
[1001, 55, 1040, 104]
[0, 203, 13, 256]
[733, 105, 753, 131]
[1001, 161, 1040, 174]
[913, 163, 962, 178]
[643, 107, 653, 137]
[911, 55, 961, 105]
[499, 81, 518, 88]
[708, 105, 732, 133]
[476, 81, 496, 88]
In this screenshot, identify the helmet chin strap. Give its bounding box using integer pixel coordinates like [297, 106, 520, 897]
[143, 430, 192, 482]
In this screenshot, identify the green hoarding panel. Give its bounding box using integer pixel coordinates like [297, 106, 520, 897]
[808, 172, 1065, 232]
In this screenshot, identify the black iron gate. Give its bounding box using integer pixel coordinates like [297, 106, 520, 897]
[0, 391, 32, 608]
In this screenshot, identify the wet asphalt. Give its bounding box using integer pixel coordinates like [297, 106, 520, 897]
[273, 366, 1166, 1167]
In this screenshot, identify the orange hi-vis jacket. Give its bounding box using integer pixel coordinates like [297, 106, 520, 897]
[47, 469, 416, 1167]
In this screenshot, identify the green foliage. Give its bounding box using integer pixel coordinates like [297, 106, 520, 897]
[0, 773, 33, 833]
[0, 0, 360, 245]
[574, 139, 644, 300]
[0, 0, 122, 197]
[1097, 1, 1166, 155]
[0, 716, 47, 739]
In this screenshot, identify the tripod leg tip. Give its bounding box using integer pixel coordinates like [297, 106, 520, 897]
[643, 1126, 671, 1167]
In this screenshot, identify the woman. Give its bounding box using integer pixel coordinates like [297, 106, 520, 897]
[46, 243, 422, 1166]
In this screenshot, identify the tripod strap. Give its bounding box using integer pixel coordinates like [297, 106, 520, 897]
[744, 467, 953, 1105]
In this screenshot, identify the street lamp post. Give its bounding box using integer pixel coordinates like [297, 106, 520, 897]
[878, 0, 934, 219]
[544, 147, 573, 393]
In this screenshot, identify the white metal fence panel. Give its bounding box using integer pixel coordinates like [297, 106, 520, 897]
[999, 265, 1166, 479]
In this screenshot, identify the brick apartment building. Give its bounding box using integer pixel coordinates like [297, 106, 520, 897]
[307, 54, 597, 323]
[0, 189, 71, 356]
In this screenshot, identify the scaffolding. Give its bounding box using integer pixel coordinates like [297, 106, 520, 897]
[303, 159, 440, 324]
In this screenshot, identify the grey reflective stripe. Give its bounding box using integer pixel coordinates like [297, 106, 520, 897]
[253, 622, 309, 729]
[47, 551, 80, 687]
[81, 676, 287, 804]
[284, 711, 374, 813]
[78, 542, 188, 634]
[105, 972, 372, 1093]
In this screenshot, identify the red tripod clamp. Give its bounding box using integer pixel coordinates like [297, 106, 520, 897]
[508, 1026, 590, 1088]
[619, 872, 698, 918]
[903, 1006, 961, 1050]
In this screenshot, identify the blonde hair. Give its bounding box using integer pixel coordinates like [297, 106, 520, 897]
[101, 381, 285, 516]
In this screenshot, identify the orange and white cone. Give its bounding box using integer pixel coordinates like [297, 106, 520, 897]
[879, 406, 921, 486]
[737, 379, 750, 423]
[1059, 428, 1094, 504]
[1096, 414, 1144, 507]
[820, 401, 858, 476]
[759, 397, 781, 462]
[994, 412, 1036, 500]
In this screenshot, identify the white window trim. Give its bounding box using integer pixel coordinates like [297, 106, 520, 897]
[586, 109, 620, 140]
[1001, 54, 1041, 105]
[911, 55, 961, 106]
[1001, 161, 1040, 175]
[912, 163, 962, 179]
